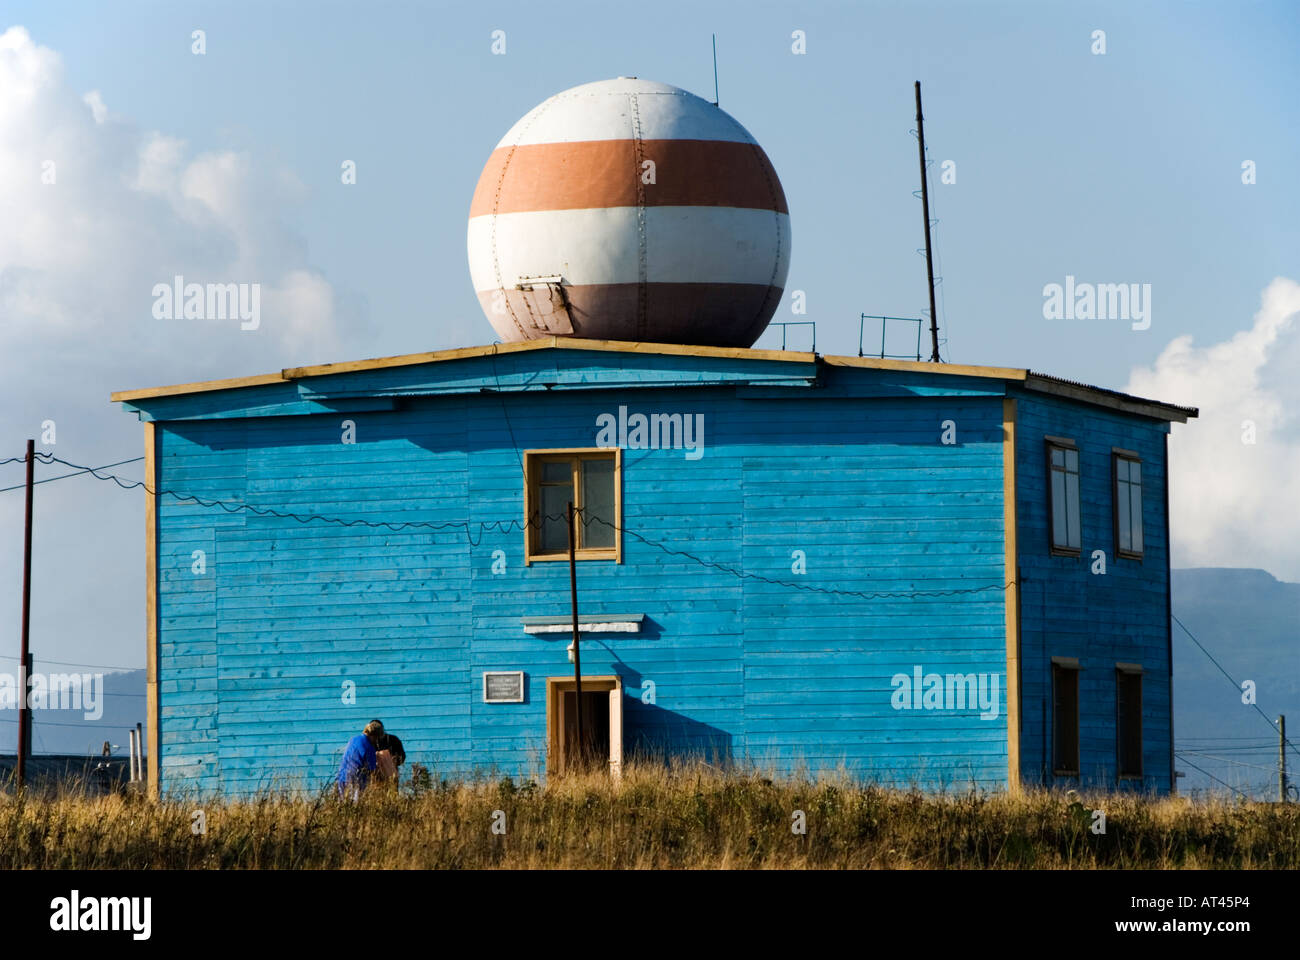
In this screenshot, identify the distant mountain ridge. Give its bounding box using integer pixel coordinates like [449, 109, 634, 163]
[1172, 568, 1299, 797]
[0, 668, 145, 758]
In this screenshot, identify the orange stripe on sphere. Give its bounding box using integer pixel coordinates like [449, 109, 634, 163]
[469, 139, 788, 217]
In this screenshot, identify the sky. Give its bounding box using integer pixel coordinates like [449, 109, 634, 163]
[0, 0, 1297, 723]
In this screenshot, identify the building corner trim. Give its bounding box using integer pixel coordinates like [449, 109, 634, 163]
[144, 422, 160, 800]
[1165, 431, 1174, 794]
[1002, 398, 1022, 793]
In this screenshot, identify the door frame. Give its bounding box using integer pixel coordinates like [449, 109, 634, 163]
[546, 675, 623, 779]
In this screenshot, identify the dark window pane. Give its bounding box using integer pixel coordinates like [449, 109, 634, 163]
[1118, 672, 1142, 776]
[1053, 665, 1079, 773]
[1051, 469, 1068, 547]
[1130, 484, 1143, 554]
[580, 457, 615, 548]
[1117, 476, 1131, 552]
[1065, 448, 1078, 473]
[539, 483, 572, 552]
[1129, 461, 1140, 484]
[1116, 458, 1129, 482]
[1051, 448, 1064, 468]
[1065, 472, 1081, 549]
[541, 460, 572, 483]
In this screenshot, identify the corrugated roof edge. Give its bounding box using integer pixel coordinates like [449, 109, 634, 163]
[1025, 371, 1197, 423]
[109, 338, 1197, 422]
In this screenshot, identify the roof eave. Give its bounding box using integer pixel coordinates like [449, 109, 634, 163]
[1024, 372, 1197, 423]
[109, 339, 1197, 424]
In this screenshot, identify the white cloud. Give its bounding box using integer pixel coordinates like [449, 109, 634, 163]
[1125, 277, 1300, 580]
[0, 26, 354, 677]
[82, 89, 106, 124]
[0, 25, 342, 361]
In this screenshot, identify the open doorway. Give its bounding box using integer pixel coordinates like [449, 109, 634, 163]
[547, 676, 623, 778]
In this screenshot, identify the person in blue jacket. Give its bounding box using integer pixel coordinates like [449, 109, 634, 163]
[336, 719, 384, 800]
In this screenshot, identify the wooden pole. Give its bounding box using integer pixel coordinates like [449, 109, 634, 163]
[567, 502, 584, 772]
[16, 439, 34, 789]
[1280, 715, 1287, 803]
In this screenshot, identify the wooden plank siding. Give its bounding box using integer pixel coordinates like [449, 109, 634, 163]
[1010, 389, 1173, 793]
[129, 350, 1176, 797]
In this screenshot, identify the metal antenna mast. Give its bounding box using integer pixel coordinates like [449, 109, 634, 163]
[914, 81, 941, 362]
[712, 35, 719, 105]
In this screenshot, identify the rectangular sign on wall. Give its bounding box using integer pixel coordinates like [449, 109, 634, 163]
[483, 671, 525, 703]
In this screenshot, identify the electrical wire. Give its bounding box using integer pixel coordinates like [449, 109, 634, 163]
[581, 512, 1013, 601]
[1175, 751, 1278, 773]
[1172, 613, 1300, 764]
[0, 716, 144, 729]
[0, 456, 143, 493]
[1174, 753, 1252, 800]
[24, 452, 1018, 602]
[0, 655, 142, 671]
[488, 342, 525, 474]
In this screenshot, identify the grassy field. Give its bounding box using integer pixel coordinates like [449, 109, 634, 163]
[2, 762, 1296, 869]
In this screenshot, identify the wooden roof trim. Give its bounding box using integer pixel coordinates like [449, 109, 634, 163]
[823, 355, 1028, 381]
[113, 339, 819, 401]
[282, 337, 817, 379]
[109, 341, 1195, 424]
[110, 372, 286, 403]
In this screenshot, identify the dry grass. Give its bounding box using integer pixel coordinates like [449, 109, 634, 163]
[2, 761, 1296, 869]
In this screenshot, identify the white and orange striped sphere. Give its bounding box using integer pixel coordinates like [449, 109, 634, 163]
[468, 78, 790, 348]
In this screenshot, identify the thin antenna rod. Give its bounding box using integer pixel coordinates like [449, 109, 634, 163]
[914, 81, 941, 363]
[712, 34, 719, 105]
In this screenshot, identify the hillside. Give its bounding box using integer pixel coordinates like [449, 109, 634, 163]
[1172, 568, 1300, 797]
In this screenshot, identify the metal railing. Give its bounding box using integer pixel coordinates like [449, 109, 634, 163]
[767, 321, 815, 352]
[859, 314, 923, 360]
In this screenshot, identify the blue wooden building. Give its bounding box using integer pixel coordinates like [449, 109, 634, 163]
[112, 339, 1196, 797]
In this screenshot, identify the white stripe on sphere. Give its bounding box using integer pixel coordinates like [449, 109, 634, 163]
[494, 78, 758, 148]
[468, 207, 791, 291]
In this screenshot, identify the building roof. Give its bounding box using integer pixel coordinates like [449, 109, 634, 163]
[111, 337, 1198, 423]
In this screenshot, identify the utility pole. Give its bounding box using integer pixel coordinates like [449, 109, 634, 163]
[914, 81, 941, 363]
[1280, 715, 1288, 803]
[16, 439, 34, 789]
[567, 502, 584, 773]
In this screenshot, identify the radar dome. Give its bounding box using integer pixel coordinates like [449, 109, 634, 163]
[467, 78, 790, 348]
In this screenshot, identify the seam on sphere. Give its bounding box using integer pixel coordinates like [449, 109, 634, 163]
[489, 96, 557, 340]
[630, 91, 648, 341]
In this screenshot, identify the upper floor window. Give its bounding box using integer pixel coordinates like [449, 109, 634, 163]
[524, 449, 621, 563]
[1047, 439, 1081, 554]
[1113, 451, 1143, 559]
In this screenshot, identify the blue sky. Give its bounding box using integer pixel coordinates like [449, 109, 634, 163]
[11, 0, 1297, 368]
[0, 0, 1297, 709]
